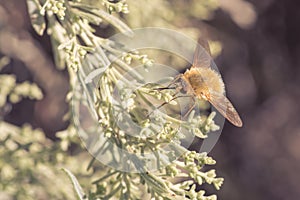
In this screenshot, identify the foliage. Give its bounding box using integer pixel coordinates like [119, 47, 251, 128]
[0, 122, 73, 199]
[0, 0, 225, 200]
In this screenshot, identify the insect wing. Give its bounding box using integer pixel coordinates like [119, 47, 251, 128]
[207, 91, 243, 127]
[192, 38, 213, 69]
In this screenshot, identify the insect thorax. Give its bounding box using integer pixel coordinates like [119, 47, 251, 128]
[182, 68, 225, 97]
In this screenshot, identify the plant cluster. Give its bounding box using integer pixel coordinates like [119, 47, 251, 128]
[0, 0, 225, 199]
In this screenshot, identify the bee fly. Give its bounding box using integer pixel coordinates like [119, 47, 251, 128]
[171, 39, 243, 127]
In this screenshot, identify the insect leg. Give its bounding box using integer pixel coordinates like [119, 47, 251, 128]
[167, 74, 182, 88]
[147, 94, 191, 117]
[182, 96, 196, 119]
[146, 90, 181, 117]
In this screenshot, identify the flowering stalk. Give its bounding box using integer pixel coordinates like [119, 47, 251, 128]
[25, 0, 225, 199]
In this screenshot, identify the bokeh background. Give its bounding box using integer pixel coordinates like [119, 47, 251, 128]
[1, 0, 300, 199]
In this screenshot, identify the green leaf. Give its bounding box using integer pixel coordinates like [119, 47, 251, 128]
[26, 0, 46, 35]
[62, 168, 87, 200]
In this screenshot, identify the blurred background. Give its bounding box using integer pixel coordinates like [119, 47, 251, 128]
[1, 0, 300, 199]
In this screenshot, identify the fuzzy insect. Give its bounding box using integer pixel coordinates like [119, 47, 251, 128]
[177, 39, 243, 127]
